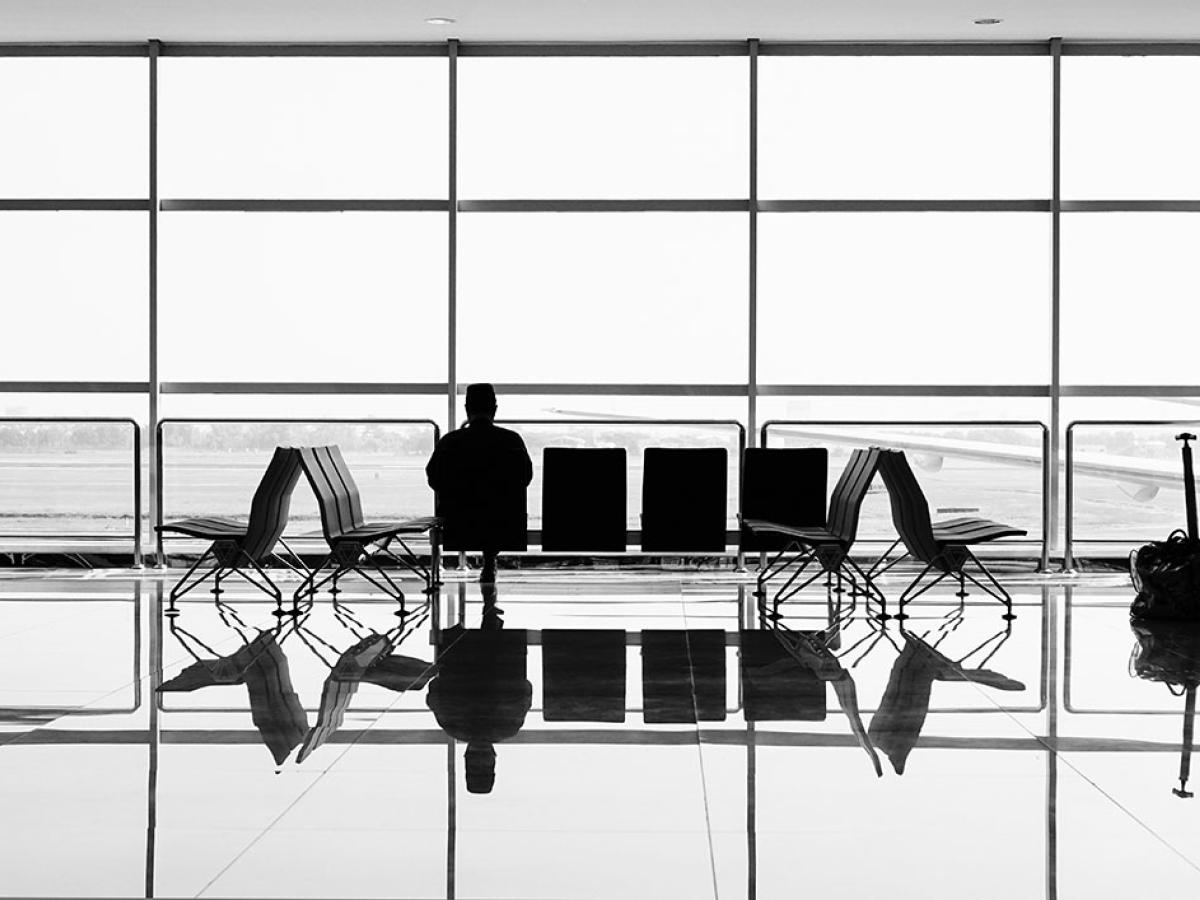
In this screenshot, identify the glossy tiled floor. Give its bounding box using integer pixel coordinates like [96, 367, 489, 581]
[1, 565, 1199, 898]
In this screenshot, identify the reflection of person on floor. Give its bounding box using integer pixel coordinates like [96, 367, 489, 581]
[425, 383, 533, 583]
[426, 586, 532, 793]
[868, 630, 1023, 775]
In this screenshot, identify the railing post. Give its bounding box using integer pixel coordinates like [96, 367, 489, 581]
[1063, 423, 1075, 572]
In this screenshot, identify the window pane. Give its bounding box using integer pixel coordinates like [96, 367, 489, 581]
[458, 213, 747, 383]
[759, 58, 1050, 199]
[159, 213, 446, 381]
[757, 213, 1049, 384]
[160, 59, 447, 197]
[1063, 58, 1200, 199]
[1062, 213, 1200, 384]
[0, 59, 146, 197]
[0, 420, 139, 537]
[0, 213, 147, 380]
[459, 58, 747, 198]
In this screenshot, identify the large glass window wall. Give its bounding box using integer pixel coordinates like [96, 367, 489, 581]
[2, 41, 1196, 555]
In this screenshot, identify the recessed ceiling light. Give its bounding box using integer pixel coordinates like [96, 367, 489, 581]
[973, 17, 1003, 25]
[426, 17, 456, 25]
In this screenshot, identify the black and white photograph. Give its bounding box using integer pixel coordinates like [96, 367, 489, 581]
[3, 2, 1200, 898]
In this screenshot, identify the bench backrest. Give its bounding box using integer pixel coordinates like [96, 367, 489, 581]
[242, 446, 304, 562]
[826, 447, 882, 545]
[876, 449, 940, 563]
[299, 445, 361, 544]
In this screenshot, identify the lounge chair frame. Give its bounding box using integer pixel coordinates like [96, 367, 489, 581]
[871, 449, 1026, 621]
[745, 447, 889, 621]
[293, 445, 441, 614]
[158, 446, 307, 614]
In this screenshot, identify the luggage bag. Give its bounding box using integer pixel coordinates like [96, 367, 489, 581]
[1130, 433, 1200, 621]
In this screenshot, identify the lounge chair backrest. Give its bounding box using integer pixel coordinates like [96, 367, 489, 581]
[826, 447, 882, 545]
[242, 446, 303, 562]
[877, 449, 940, 563]
[324, 445, 366, 530]
[299, 445, 354, 543]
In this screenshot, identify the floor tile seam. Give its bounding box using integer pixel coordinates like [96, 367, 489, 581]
[0, 624, 249, 751]
[676, 585, 724, 900]
[192, 616, 450, 897]
[940, 650, 1200, 877]
[191, 673, 422, 898]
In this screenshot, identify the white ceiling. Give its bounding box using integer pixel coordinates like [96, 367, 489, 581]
[3, 0, 1200, 43]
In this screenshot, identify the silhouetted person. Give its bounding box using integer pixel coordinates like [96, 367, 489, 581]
[426, 383, 532, 583]
[426, 589, 531, 793]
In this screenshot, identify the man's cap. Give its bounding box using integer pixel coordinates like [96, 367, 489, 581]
[465, 383, 497, 410]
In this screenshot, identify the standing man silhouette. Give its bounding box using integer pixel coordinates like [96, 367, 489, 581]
[426, 383, 533, 582]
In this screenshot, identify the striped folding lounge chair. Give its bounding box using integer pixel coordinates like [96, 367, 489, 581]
[743, 447, 888, 620]
[293, 445, 441, 612]
[872, 448, 1027, 620]
[157, 446, 304, 612]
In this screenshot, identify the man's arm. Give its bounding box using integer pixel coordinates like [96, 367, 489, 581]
[517, 437, 533, 486]
[425, 444, 442, 491]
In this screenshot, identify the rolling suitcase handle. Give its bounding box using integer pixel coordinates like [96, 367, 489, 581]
[1177, 433, 1198, 541]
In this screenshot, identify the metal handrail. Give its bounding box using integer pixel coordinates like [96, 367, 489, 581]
[761, 419, 1051, 570]
[1064, 419, 1200, 570]
[498, 417, 748, 550]
[155, 417, 441, 565]
[0, 417, 142, 566]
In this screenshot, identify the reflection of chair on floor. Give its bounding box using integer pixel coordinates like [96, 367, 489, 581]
[745, 447, 887, 620]
[293, 445, 441, 613]
[158, 446, 305, 613]
[868, 626, 1022, 775]
[749, 612, 885, 776]
[542, 629, 626, 722]
[873, 449, 1026, 620]
[293, 602, 434, 762]
[158, 608, 308, 765]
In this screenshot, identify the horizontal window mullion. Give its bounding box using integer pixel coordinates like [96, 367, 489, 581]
[0, 381, 149, 393]
[759, 41, 1049, 56]
[1061, 200, 1200, 212]
[161, 382, 449, 395]
[158, 42, 447, 57]
[0, 43, 148, 57]
[757, 385, 1051, 397]
[1061, 386, 1200, 397]
[0, 200, 149, 211]
[1061, 42, 1200, 56]
[457, 199, 748, 212]
[160, 199, 449, 212]
[457, 42, 748, 58]
[465, 384, 749, 396]
[758, 200, 1050, 212]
